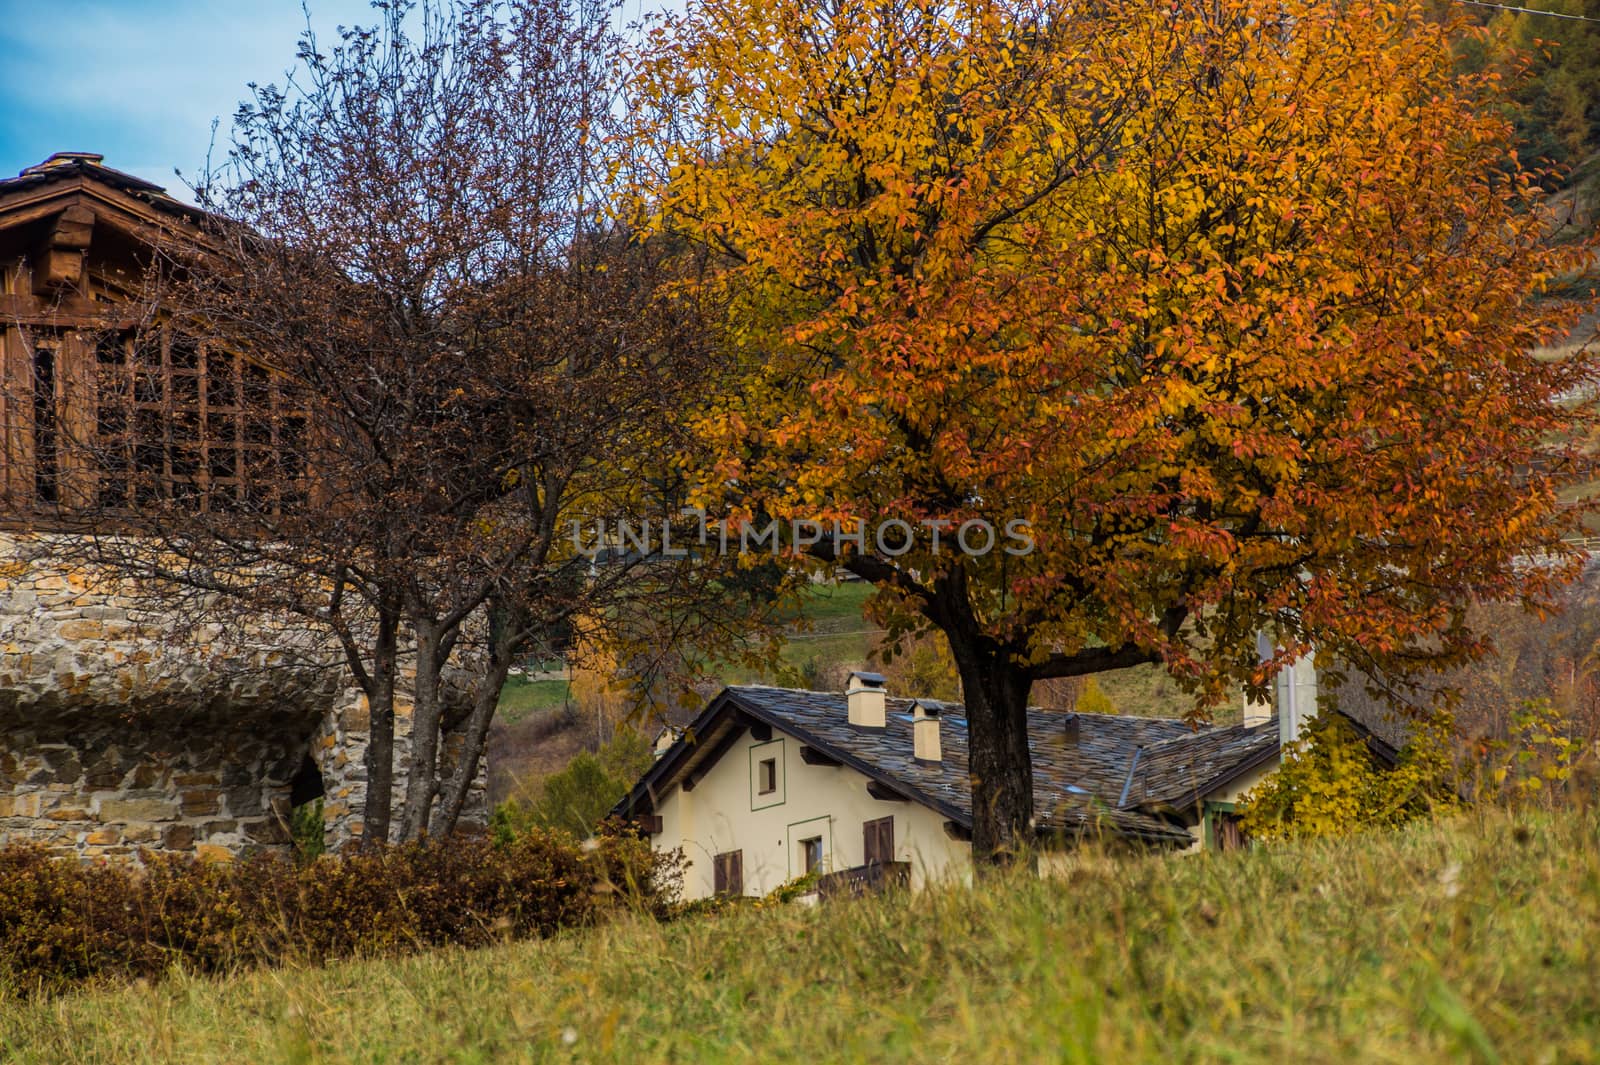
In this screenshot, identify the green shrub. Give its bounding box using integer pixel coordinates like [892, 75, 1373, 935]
[0, 827, 676, 999]
[289, 798, 326, 863]
[1238, 710, 1458, 842]
[493, 729, 656, 842]
[1474, 697, 1588, 808]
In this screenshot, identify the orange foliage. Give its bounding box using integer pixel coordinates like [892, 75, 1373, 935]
[626, 0, 1600, 854]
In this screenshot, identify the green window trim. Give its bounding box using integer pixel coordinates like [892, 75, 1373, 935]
[749, 738, 786, 811]
[785, 815, 832, 879]
[1202, 799, 1242, 852]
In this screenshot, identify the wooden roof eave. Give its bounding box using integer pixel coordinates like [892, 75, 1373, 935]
[0, 178, 215, 254]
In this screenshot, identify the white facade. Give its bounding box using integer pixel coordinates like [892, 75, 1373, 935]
[652, 726, 972, 901]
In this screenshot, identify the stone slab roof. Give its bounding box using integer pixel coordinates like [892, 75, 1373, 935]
[1120, 720, 1280, 810]
[616, 684, 1288, 847]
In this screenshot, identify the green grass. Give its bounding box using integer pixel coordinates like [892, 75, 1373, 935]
[679, 579, 880, 688]
[495, 677, 572, 724]
[5, 805, 1597, 1063]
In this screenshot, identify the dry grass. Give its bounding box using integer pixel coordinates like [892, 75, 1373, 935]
[3, 804, 1596, 1063]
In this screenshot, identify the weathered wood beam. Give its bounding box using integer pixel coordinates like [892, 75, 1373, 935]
[943, 820, 972, 842]
[867, 780, 910, 802]
[681, 720, 747, 793]
[36, 205, 95, 292]
[800, 745, 841, 767]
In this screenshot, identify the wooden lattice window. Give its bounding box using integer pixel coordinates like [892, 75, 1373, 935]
[92, 327, 307, 515]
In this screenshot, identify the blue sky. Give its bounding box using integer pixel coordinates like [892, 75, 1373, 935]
[0, 0, 671, 200]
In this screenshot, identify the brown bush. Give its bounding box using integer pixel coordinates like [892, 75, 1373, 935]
[0, 827, 676, 998]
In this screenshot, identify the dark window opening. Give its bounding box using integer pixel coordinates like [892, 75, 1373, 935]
[32, 342, 57, 503]
[289, 750, 325, 807]
[758, 757, 777, 795]
[289, 751, 327, 862]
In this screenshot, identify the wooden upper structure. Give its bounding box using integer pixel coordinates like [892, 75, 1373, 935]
[0, 152, 303, 521]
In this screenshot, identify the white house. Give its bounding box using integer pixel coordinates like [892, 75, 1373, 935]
[613, 670, 1399, 900]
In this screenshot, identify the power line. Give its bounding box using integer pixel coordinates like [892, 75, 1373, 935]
[1451, 0, 1600, 24]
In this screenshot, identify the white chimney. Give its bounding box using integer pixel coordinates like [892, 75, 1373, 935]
[1244, 630, 1274, 727]
[912, 700, 942, 762]
[846, 671, 887, 729]
[1277, 652, 1318, 746]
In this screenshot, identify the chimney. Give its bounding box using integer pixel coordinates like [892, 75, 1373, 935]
[1062, 712, 1080, 746]
[846, 671, 886, 729]
[1242, 695, 1273, 728]
[912, 700, 942, 762]
[1244, 630, 1273, 727]
[1277, 652, 1318, 746]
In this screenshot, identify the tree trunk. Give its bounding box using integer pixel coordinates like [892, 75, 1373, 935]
[362, 610, 400, 849]
[430, 601, 520, 837]
[400, 616, 445, 841]
[947, 633, 1036, 866]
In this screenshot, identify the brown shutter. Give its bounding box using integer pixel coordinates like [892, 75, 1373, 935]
[864, 816, 894, 866]
[714, 850, 744, 896]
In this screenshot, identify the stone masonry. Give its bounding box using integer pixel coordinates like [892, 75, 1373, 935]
[0, 531, 487, 860]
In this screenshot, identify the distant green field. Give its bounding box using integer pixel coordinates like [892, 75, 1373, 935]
[496, 677, 572, 724]
[497, 580, 1222, 719]
[501, 581, 882, 702]
[7, 806, 1596, 1063]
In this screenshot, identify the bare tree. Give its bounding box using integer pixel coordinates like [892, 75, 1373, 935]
[62, 0, 789, 844]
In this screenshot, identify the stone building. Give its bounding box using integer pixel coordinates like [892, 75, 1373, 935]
[0, 152, 484, 859]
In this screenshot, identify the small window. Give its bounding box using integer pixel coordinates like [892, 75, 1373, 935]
[713, 850, 743, 896]
[800, 836, 823, 875]
[758, 757, 777, 795]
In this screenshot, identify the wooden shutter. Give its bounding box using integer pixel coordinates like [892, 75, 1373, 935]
[1216, 814, 1246, 852]
[863, 816, 894, 866]
[714, 850, 744, 895]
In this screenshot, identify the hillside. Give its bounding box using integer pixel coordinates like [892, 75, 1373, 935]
[485, 582, 1222, 804]
[5, 806, 1595, 1063]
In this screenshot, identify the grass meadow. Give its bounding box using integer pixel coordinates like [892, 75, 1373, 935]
[3, 804, 1596, 1064]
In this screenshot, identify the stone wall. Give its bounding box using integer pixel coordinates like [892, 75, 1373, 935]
[0, 531, 488, 859]
[0, 703, 321, 859]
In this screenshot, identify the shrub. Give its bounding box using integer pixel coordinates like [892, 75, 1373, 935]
[1074, 677, 1118, 716]
[1238, 710, 1458, 843]
[0, 826, 676, 999]
[289, 798, 326, 863]
[493, 729, 656, 842]
[1470, 697, 1593, 809]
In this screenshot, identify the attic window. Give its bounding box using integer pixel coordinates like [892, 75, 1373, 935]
[758, 758, 777, 794]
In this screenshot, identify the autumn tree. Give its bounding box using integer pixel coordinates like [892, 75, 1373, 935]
[627, 0, 1599, 860]
[73, 0, 783, 844]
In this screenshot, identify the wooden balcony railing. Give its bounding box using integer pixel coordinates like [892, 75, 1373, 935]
[816, 860, 910, 899]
